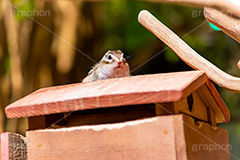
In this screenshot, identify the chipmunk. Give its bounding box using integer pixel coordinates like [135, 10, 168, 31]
[82, 50, 130, 82]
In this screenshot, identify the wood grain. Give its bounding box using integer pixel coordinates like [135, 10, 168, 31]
[180, 115, 230, 160]
[1, 133, 9, 160]
[204, 7, 240, 43]
[155, 83, 230, 124]
[26, 114, 230, 160]
[1, 132, 27, 160]
[27, 116, 178, 160]
[205, 80, 231, 122]
[155, 93, 210, 122]
[5, 71, 207, 119]
[175, 92, 209, 122]
[138, 10, 240, 93]
[196, 84, 230, 123]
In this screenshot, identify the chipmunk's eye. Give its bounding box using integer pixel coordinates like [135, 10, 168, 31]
[108, 55, 112, 60]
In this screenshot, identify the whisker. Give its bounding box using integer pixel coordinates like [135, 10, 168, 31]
[125, 55, 133, 59]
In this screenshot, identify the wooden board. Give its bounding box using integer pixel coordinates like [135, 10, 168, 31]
[27, 116, 178, 160]
[26, 114, 230, 160]
[197, 83, 230, 123]
[179, 114, 230, 160]
[5, 71, 208, 119]
[1, 132, 27, 160]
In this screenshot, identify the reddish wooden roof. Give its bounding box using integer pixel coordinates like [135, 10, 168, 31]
[5, 71, 230, 122]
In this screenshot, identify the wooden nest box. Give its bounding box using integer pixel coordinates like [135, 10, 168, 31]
[3, 9, 237, 160]
[2, 71, 230, 160]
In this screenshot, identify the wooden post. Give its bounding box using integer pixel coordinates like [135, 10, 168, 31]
[1, 132, 27, 160]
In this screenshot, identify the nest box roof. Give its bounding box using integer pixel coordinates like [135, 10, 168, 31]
[5, 71, 230, 123]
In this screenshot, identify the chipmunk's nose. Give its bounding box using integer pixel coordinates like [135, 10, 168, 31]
[118, 61, 122, 65]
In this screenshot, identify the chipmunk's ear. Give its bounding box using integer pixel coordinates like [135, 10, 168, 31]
[104, 50, 111, 56]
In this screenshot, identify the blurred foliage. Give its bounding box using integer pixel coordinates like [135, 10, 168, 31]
[11, 0, 35, 21]
[0, 0, 239, 158]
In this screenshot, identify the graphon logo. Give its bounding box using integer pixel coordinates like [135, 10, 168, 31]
[191, 9, 204, 18]
[191, 143, 232, 152]
[11, 9, 51, 18]
[191, 9, 232, 18]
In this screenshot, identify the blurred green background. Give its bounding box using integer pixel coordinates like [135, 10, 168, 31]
[0, 0, 239, 158]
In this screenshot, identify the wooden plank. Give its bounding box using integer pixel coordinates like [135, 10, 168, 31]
[173, 115, 188, 160]
[5, 71, 207, 119]
[196, 84, 230, 123]
[180, 115, 230, 160]
[207, 107, 216, 126]
[138, 10, 240, 93]
[1, 132, 9, 160]
[26, 114, 230, 160]
[204, 7, 240, 44]
[1, 132, 27, 160]
[206, 80, 231, 122]
[27, 116, 178, 160]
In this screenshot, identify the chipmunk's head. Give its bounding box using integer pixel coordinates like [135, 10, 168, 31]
[100, 50, 130, 78]
[102, 50, 127, 65]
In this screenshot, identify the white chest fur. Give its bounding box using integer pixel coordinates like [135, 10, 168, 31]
[98, 64, 129, 80]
